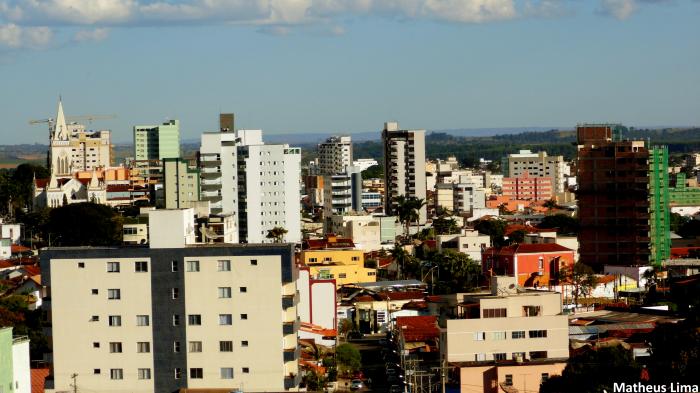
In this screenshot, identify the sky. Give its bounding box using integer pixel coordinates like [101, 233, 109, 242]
[0, 0, 698, 144]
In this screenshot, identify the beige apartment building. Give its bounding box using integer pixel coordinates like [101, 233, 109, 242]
[41, 209, 300, 393]
[505, 150, 568, 194]
[163, 157, 200, 209]
[444, 277, 568, 393]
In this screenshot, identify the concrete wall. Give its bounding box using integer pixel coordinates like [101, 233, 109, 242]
[458, 362, 566, 393]
[12, 338, 30, 393]
[0, 327, 13, 393]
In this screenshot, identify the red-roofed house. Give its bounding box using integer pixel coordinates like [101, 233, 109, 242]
[394, 316, 440, 353]
[482, 243, 575, 287]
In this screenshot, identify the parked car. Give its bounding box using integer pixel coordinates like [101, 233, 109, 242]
[350, 379, 364, 390]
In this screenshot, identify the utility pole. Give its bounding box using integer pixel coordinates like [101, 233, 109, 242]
[432, 359, 452, 393]
[70, 373, 78, 393]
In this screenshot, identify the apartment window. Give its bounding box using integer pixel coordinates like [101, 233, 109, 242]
[494, 353, 507, 361]
[173, 341, 181, 353]
[523, 305, 542, 317]
[173, 315, 180, 326]
[251, 259, 258, 267]
[186, 260, 200, 272]
[473, 331, 485, 341]
[493, 331, 506, 340]
[171, 261, 179, 272]
[220, 367, 234, 379]
[474, 353, 486, 361]
[308, 257, 317, 263]
[78, 262, 85, 268]
[188, 314, 202, 325]
[136, 315, 150, 326]
[218, 287, 232, 298]
[242, 367, 250, 374]
[110, 369, 123, 380]
[94, 369, 100, 374]
[241, 314, 248, 320]
[351, 256, 360, 261]
[239, 287, 247, 293]
[107, 289, 121, 300]
[538, 257, 544, 270]
[138, 368, 151, 380]
[108, 315, 121, 326]
[93, 342, 100, 348]
[512, 331, 525, 339]
[171, 288, 179, 299]
[529, 330, 548, 338]
[541, 373, 550, 383]
[109, 342, 123, 353]
[107, 262, 120, 273]
[218, 260, 231, 271]
[136, 342, 151, 353]
[483, 308, 507, 318]
[220, 341, 233, 352]
[530, 351, 548, 359]
[219, 314, 233, 325]
[135, 261, 148, 272]
[91, 289, 98, 295]
[504, 375, 513, 386]
[91, 315, 99, 322]
[190, 368, 203, 379]
[174, 368, 182, 379]
[241, 340, 249, 347]
[189, 341, 202, 352]
[338, 273, 347, 279]
[512, 352, 526, 361]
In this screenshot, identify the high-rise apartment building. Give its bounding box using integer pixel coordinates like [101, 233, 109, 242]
[504, 150, 567, 194]
[382, 122, 427, 224]
[199, 116, 301, 244]
[163, 158, 200, 209]
[133, 120, 181, 161]
[502, 171, 553, 201]
[318, 136, 352, 175]
[576, 124, 670, 269]
[49, 100, 111, 177]
[41, 209, 300, 393]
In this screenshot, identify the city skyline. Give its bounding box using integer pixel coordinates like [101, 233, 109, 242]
[1, 0, 698, 144]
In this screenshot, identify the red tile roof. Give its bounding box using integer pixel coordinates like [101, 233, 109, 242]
[395, 316, 439, 342]
[11, 245, 31, 253]
[670, 247, 700, 259]
[304, 236, 356, 250]
[22, 266, 41, 277]
[504, 224, 549, 236]
[484, 243, 573, 256]
[31, 368, 49, 393]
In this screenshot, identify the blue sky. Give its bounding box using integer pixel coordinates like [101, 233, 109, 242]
[1, 0, 698, 144]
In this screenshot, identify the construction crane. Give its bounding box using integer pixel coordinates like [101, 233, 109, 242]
[29, 114, 116, 126]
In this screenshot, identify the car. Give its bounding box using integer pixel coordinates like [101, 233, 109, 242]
[350, 379, 364, 390]
[390, 385, 403, 393]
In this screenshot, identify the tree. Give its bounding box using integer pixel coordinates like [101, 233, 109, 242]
[559, 262, 597, 309]
[394, 196, 426, 242]
[542, 198, 557, 213]
[338, 318, 354, 341]
[46, 202, 122, 246]
[266, 226, 288, 243]
[335, 343, 361, 375]
[436, 250, 482, 293]
[474, 218, 507, 247]
[390, 244, 417, 280]
[669, 212, 689, 233]
[507, 229, 527, 245]
[646, 318, 700, 384]
[537, 214, 579, 235]
[433, 216, 459, 236]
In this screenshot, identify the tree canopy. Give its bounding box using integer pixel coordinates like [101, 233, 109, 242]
[335, 343, 361, 374]
[537, 214, 579, 235]
[46, 202, 123, 246]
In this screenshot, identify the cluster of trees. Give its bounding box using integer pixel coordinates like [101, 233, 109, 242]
[0, 163, 49, 215]
[0, 295, 49, 359]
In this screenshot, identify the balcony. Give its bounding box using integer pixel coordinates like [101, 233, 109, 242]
[283, 345, 301, 362]
[282, 292, 299, 309]
[200, 159, 221, 166]
[283, 318, 300, 335]
[284, 372, 302, 390]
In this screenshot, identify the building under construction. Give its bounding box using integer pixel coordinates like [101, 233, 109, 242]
[576, 124, 669, 270]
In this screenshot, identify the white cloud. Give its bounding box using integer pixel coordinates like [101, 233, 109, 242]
[599, 0, 638, 19]
[523, 0, 571, 18]
[0, 23, 51, 47]
[74, 27, 109, 41]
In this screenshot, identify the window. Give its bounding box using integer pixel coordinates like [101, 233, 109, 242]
[108, 315, 121, 326]
[78, 262, 85, 268]
[493, 331, 506, 340]
[221, 367, 234, 379]
[190, 368, 203, 379]
[91, 289, 98, 295]
[171, 261, 179, 272]
[220, 341, 233, 352]
[173, 341, 181, 353]
[473, 331, 485, 341]
[173, 315, 180, 326]
[541, 373, 549, 383]
[133, 342, 149, 353]
[218, 260, 231, 271]
[136, 315, 150, 326]
[351, 256, 360, 261]
[242, 367, 250, 374]
[107, 289, 121, 300]
[91, 315, 99, 322]
[494, 353, 507, 361]
[512, 352, 526, 361]
[189, 341, 202, 352]
[218, 287, 232, 298]
[94, 369, 100, 374]
[186, 260, 200, 272]
[219, 314, 233, 325]
[523, 306, 542, 317]
[505, 374, 513, 386]
[171, 288, 179, 299]
[93, 342, 100, 348]
[188, 314, 202, 325]
[109, 342, 122, 353]
[338, 273, 347, 278]
[308, 258, 317, 263]
[530, 351, 548, 359]
[512, 331, 525, 339]
[483, 308, 507, 318]
[110, 369, 123, 380]
[107, 262, 120, 272]
[529, 330, 547, 338]
[239, 287, 247, 293]
[174, 368, 182, 379]
[135, 261, 148, 272]
[241, 340, 249, 347]
[138, 368, 151, 380]
[538, 257, 544, 270]
[240, 314, 248, 320]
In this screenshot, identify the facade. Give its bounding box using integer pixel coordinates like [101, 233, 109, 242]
[318, 136, 352, 175]
[199, 118, 301, 244]
[323, 168, 363, 219]
[49, 100, 111, 177]
[437, 229, 491, 262]
[502, 171, 553, 202]
[382, 122, 427, 224]
[0, 327, 31, 393]
[481, 243, 575, 287]
[576, 124, 670, 269]
[133, 120, 181, 161]
[41, 222, 300, 393]
[329, 214, 400, 249]
[123, 223, 148, 245]
[300, 236, 376, 285]
[163, 158, 200, 209]
[669, 173, 700, 206]
[353, 158, 378, 172]
[444, 277, 568, 393]
[297, 267, 336, 332]
[505, 150, 567, 193]
[454, 183, 486, 214]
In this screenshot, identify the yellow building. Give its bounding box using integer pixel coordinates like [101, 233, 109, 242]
[300, 236, 377, 285]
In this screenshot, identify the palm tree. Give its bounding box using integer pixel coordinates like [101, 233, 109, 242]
[394, 196, 427, 242]
[266, 226, 288, 243]
[390, 244, 413, 280]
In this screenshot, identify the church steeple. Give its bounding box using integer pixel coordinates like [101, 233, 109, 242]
[53, 98, 68, 141]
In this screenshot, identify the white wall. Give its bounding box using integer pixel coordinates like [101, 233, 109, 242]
[310, 282, 336, 330]
[148, 209, 196, 248]
[1, 224, 21, 244]
[13, 339, 31, 393]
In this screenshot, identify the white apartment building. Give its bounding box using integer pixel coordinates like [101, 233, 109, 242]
[436, 229, 491, 262]
[199, 121, 301, 244]
[353, 158, 378, 172]
[41, 209, 300, 393]
[318, 135, 352, 175]
[382, 122, 427, 224]
[505, 150, 568, 193]
[454, 183, 486, 214]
